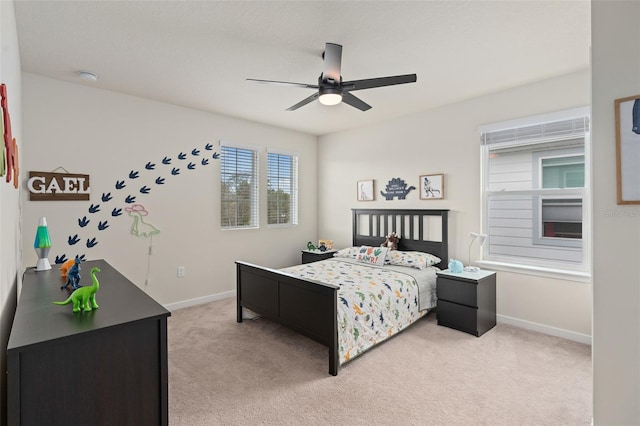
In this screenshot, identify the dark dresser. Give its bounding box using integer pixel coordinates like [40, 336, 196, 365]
[7, 259, 171, 425]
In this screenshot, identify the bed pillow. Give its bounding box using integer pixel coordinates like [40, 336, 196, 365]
[333, 247, 360, 259]
[386, 250, 441, 269]
[355, 246, 389, 266]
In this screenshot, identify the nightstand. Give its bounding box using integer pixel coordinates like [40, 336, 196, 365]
[301, 249, 337, 264]
[436, 269, 496, 337]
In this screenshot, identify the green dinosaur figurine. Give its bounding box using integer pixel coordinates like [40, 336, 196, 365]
[53, 267, 101, 313]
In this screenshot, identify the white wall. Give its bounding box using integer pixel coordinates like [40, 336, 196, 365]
[318, 69, 592, 340]
[12, 3, 640, 423]
[20, 73, 317, 307]
[592, 1, 640, 424]
[0, 1, 21, 424]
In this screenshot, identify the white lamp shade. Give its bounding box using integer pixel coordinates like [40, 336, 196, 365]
[469, 232, 487, 246]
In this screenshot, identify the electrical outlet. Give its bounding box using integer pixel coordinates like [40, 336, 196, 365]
[177, 266, 185, 278]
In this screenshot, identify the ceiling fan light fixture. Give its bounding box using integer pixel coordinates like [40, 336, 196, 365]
[318, 88, 342, 106]
[248, 42, 416, 111]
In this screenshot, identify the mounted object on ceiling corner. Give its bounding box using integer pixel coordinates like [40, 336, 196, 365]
[380, 177, 415, 200]
[28, 171, 91, 201]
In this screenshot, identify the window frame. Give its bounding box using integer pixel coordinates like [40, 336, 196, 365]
[478, 107, 591, 281]
[220, 143, 259, 230]
[266, 149, 299, 227]
[532, 148, 585, 249]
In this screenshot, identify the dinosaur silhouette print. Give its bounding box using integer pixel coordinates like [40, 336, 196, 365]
[380, 178, 415, 200]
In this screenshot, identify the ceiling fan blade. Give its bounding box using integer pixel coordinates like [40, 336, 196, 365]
[342, 74, 417, 91]
[322, 43, 342, 83]
[286, 92, 320, 111]
[341, 92, 372, 111]
[247, 78, 318, 90]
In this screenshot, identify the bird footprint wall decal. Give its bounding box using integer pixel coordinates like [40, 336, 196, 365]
[53, 143, 219, 264]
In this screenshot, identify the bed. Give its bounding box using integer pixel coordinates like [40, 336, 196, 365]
[236, 208, 449, 375]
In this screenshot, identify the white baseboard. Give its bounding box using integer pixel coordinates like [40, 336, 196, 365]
[497, 314, 592, 345]
[164, 292, 592, 346]
[164, 290, 236, 311]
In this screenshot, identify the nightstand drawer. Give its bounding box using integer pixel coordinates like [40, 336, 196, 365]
[437, 277, 477, 307]
[437, 300, 478, 335]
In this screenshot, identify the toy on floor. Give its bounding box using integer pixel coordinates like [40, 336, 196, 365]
[61, 256, 82, 290]
[53, 267, 101, 313]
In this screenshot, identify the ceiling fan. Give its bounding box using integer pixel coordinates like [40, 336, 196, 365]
[247, 42, 417, 111]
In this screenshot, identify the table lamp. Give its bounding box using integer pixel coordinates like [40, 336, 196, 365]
[465, 231, 487, 272]
[34, 216, 52, 271]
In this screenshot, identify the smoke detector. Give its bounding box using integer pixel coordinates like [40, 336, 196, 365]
[76, 71, 98, 82]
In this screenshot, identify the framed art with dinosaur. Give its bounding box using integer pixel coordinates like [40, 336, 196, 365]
[357, 179, 374, 201]
[420, 174, 444, 200]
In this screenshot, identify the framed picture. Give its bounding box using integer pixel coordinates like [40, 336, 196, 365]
[419, 174, 444, 200]
[615, 94, 640, 204]
[357, 180, 374, 201]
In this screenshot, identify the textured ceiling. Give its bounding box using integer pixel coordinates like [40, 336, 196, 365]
[14, 0, 590, 136]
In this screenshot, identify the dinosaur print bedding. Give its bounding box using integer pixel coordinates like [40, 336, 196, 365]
[280, 258, 438, 365]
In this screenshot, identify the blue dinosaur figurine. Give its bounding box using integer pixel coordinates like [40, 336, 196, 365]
[61, 256, 82, 290]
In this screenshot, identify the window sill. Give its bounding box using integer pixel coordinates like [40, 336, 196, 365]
[476, 260, 591, 283]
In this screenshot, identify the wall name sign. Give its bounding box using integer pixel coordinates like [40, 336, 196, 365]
[28, 171, 91, 201]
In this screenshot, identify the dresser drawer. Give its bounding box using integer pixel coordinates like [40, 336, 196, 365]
[437, 300, 478, 335]
[437, 277, 477, 307]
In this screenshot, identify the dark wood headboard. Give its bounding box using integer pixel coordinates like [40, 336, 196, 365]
[351, 209, 449, 269]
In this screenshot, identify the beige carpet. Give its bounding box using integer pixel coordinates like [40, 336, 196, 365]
[168, 297, 591, 425]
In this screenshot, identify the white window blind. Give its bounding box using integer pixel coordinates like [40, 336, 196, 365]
[480, 108, 590, 272]
[481, 117, 589, 147]
[220, 145, 258, 229]
[267, 152, 298, 225]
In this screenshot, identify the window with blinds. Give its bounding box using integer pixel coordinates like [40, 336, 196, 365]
[267, 151, 298, 226]
[480, 107, 590, 271]
[220, 145, 258, 229]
